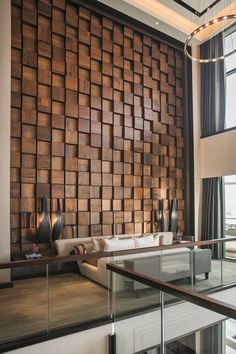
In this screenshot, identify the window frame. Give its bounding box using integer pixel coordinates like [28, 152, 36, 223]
[201, 26, 236, 139]
[224, 175, 236, 259]
[224, 26, 236, 130]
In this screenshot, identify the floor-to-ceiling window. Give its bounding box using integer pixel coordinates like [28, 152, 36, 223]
[225, 29, 236, 129]
[224, 28, 236, 258]
[224, 175, 236, 258]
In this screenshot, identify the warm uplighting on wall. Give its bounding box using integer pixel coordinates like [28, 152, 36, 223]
[30, 196, 62, 243]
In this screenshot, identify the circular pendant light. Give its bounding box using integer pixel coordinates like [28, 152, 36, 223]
[184, 14, 236, 63]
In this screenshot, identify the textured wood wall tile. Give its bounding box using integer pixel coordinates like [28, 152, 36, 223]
[12, 6, 22, 49]
[38, 57, 51, 85]
[52, 8, 65, 36]
[66, 4, 78, 27]
[10, 0, 185, 251]
[38, 15, 51, 43]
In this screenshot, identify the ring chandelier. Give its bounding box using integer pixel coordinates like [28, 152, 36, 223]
[184, 14, 236, 63]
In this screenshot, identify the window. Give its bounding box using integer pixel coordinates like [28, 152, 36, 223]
[225, 30, 236, 129]
[224, 175, 236, 258]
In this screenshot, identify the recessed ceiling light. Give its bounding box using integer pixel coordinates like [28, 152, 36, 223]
[155, 21, 159, 25]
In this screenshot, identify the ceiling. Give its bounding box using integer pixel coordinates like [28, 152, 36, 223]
[97, 0, 236, 43]
[176, 0, 220, 14]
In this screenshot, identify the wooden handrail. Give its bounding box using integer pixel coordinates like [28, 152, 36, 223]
[0, 237, 235, 269]
[106, 263, 236, 320]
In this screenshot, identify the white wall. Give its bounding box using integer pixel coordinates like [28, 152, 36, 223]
[8, 324, 112, 354]
[191, 46, 236, 239]
[0, 0, 11, 282]
[201, 129, 236, 179]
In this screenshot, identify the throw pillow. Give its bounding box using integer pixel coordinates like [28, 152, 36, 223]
[74, 243, 87, 255]
[92, 237, 103, 252]
[133, 234, 157, 248]
[103, 238, 135, 252]
[92, 236, 117, 252]
[74, 243, 87, 264]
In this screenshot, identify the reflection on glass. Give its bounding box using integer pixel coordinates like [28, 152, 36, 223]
[226, 319, 236, 353]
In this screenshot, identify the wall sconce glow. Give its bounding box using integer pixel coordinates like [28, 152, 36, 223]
[52, 199, 63, 241]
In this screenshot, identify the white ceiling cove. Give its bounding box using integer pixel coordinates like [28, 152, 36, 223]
[97, 0, 236, 43]
[180, 0, 216, 13]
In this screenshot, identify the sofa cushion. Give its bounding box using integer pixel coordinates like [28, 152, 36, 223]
[85, 258, 99, 267]
[103, 238, 135, 252]
[133, 234, 158, 248]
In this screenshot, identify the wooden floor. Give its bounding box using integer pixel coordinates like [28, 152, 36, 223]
[0, 259, 235, 344]
[0, 273, 108, 343]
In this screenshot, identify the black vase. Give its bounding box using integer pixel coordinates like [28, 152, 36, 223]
[160, 199, 168, 232]
[37, 195, 51, 243]
[170, 198, 178, 233]
[52, 199, 63, 241]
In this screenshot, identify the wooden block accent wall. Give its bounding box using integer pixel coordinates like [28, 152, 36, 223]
[11, 0, 185, 253]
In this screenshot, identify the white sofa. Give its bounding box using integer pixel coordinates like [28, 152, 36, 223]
[55, 233, 211, 290]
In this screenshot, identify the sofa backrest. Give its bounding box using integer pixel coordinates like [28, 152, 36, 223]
[55, 232, 174, 256]
[55, 234, 142, 256]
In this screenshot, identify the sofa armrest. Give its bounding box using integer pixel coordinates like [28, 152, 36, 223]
[194, 248, 212, 275]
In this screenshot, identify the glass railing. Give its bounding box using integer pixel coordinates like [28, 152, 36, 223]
[0, 264, 48, 342]
[110, 237, 236, 302]
[107, 238, 236, 354]
[0, 253, 112, 349]
[112, 290, 234, 354]
[0, 237, 235, 352]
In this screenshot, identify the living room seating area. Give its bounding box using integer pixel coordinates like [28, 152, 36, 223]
[55, 233, 212, 289]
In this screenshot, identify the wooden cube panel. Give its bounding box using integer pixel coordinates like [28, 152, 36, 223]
[10, 0, 185, 252]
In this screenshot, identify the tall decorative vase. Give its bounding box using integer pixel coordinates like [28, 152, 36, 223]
[160, 199, 168, 232]
[52, 199, 63, 241]
[37, 195, 51, 243]
[170, 198, 178, 233]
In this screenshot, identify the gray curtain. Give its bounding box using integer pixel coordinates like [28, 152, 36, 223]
[200, 32, 226, 137]
[201, 33, 226, 256]
[202, 177, 225, 258]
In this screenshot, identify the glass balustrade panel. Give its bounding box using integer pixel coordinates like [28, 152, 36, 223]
[47, 258, 110, 330]
[0, 265, 48, 344]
